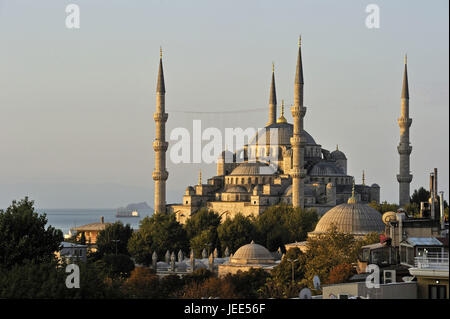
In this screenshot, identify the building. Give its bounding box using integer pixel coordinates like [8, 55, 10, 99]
[322, 281, 417, 299]
[218, 241, 280, 277]
[165, 39, 380, 223]
[56, 241, 88, 263]
[70, 216, 110, 246]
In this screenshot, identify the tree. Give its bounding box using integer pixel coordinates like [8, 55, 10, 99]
[121, 267, 160, 298]
[226, 268, 270, 299]
[96, 254, 135, 279]
[270, 248, 307, 285]
[368, 201, 399, 214]
[326, 263, 355, 284]
[128, 213, 188, 266]
[303, 225, 359, 287]
[411, 187, 430, 205]
[254, 205, 318, 251]
[184, 208, 221, 256]
[217, 213, 256, 254]
[180, 277, 237, 299]
[96, 222, 133, 257]
[0, 197, 63, 269]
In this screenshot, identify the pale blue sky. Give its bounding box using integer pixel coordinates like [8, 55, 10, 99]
[0, 0, 448, 208]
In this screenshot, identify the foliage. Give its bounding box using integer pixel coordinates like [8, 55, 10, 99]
[95, 254, 135, 279]
[184, 208, 221, 257]
[303, 225, 359, 287]
[121, 267, 160, 298]
[217, 213, 256, 254]
[368, 201, 399, 214]
[226, 268, 270, 299]
[326, 263, 355, 284]
[180, 277, 237, 299]
[259, 277, 305, 299]
[410, 187, 430, 206]
[182, 268, 214, 285]
[0, 197, 63, 269]
[270, 248, 307, 284]
[127, 213, 188, 266]
[253, 204, 318, 251]
[96, 222, 133, 257]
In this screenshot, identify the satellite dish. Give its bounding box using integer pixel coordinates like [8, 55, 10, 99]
[382, 211, 397, 225]
[402, 276, 414, 282]
[313, 275, 321, 290]
[299, 288, 312, 299]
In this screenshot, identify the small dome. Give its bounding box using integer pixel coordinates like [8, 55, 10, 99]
[311, 201, 384, 236]
[283, 185, 314, 197]
[231, 241, 275, 264]
[185, 186, 195, 195]
[371, 183, 380, 188]
[331, 146, 347, 160]
[230, 162, 276, 176]
[225, 185, 247, 193]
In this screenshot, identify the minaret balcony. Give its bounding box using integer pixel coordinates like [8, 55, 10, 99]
[153, 140, 168, 152]
[153, 170, 169, 181]
[397, 144, 412, 155]
[397, 117, 412, 128]
[154, 112, 168, 122]
[397, 174, 413, 183]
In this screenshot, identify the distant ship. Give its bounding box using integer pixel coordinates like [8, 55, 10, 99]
[116, 208, 140, 218]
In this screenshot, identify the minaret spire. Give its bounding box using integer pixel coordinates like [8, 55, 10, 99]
[153, 48, 169, 214]
[397, 55, 413, 207]
[290, 36, 307, 208]
[267, 62, 277, 125]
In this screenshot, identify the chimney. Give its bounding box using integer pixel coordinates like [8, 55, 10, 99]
[439, 191, 445, 230]
[101, 216, 104, 224]
[430, 172, 435, 220]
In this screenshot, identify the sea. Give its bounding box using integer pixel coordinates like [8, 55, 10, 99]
[36, 208, 154, 236]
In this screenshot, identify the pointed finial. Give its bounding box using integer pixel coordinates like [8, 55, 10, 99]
[362, 170, 366, 186]
[336, 144, 339, 151]
[405, 53, 407, 65]
[276, 100, 287, 123]
[198, 170, 202, 185]
[348, 178, 357, 204]
[299, 35, 302, 47]
[160, 46, 162, 59]
[272, 62, 275, 73]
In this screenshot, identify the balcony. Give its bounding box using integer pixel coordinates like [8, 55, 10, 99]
[414, 252, 449, 270]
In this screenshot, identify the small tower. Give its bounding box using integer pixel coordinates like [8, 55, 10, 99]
[267, 62, 277, 126]
[153, 47, 169, 214]
[290, 36, 307, 208]
[397, 55, 413, 207]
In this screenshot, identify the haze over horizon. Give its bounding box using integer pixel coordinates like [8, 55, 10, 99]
[0, 0, 448, 209]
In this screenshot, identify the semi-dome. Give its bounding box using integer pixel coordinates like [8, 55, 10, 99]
[230, 162, 276, 176]
[310, 192, 384, 236]
[309, 161, 345, 176]
[371, 183, 380, 188]
[225, 185, 248, 193]
[230, 241, 275, 264]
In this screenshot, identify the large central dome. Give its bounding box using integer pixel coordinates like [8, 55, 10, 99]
[250, 123, 316, 146]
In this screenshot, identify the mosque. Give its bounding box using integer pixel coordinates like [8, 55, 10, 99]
[157, 38, 380, 223]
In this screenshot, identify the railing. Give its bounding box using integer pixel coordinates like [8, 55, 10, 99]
[414, 252, 449, 270]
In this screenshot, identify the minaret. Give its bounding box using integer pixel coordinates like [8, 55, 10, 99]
[397, 55, 413, 207]
[290, 36, 306, 208]
[267, 63, 277, 126]
[153, 48, 169, 214]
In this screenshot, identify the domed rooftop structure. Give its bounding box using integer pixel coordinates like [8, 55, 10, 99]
[310, 185, 385, 237]
[230, 241, 275, 264]
[225, 185, 248, 193]
[250, 123, 317, 146]
[230, 162, 276, 176]
[331, 145, 347, 160]
[309, 161, 345, 176]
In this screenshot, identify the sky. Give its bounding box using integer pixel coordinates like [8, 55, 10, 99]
[0, 0, 448, 209]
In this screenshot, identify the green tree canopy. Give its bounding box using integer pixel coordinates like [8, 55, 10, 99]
[128, 213, 188, 265]
[411, 187, 430, 205]
[184, 208, 221, 256]
[217, 213, 256, 254]
[0, 197, 63, 269]
[368, 201, 399, 214]
[254, 205, 318, 251]
[96, 221, 133, 257]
